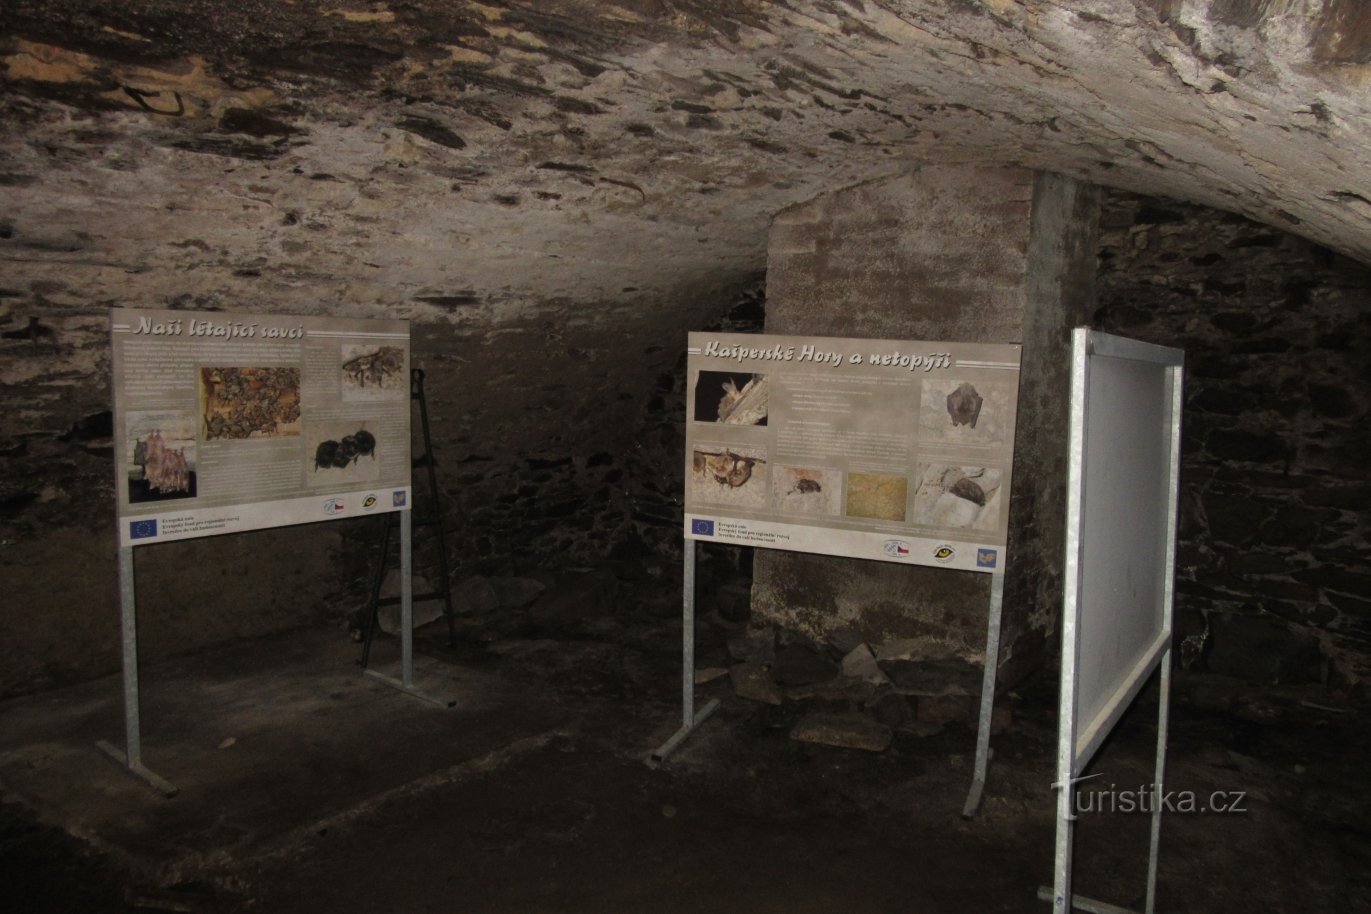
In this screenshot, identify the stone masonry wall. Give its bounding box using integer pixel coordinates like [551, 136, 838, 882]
[4, 181, 1369, 699]
[0, 288, 748, 699]
[1096, 190, 1371, 693]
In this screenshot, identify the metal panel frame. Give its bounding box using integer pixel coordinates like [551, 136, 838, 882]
[659, 334, 1018, 811]
[1048, 328, 1184, 914]
[100, 308, 450, 794]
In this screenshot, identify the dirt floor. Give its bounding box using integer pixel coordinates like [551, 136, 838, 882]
[2, 563, 1369, 914]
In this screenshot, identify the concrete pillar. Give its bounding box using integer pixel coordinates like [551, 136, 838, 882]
[754, 166, 1100, 683]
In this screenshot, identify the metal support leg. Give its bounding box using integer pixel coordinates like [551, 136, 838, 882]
[681, 536, 697, 727]
[96, 546, 177, 797]
[1040, 661, 1168, 914]
[1145, 649, 1171, 914]
[650, 539, 719, 763]
[360, 513, 393, 669]
[963, 566, 1006, 817]
[1048, 760, 1078, 913]
[365, 510, 453, 707]
[1048, 556, 1080, 914]
[401, 509, 414, 687]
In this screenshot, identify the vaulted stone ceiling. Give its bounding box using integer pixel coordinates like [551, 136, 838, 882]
[3, 1, 1369, 321]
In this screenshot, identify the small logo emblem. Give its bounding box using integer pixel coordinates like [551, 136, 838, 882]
[130, 519, 158, 540]
[324, 498, 345, 515]
[883, 540, 911, 557]
[691, 519, 715, 536]
[976, 548, 998, 569]
[933, 545, 956, 563]
[363, 495, 378, 509]
[393, 491, 407, 507]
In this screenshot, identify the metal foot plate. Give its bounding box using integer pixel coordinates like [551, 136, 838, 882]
[649, 699, 721, 764]
[95, 740, 178, 798]
[363, 669, 456, 707]
[1037, 885, 1140, 914]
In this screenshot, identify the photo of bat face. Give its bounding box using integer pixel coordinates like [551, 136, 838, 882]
[702, 451, 758, 487]
[304, 422, 381, 486]
[919, 379, 1010, 445]
[946, 382, 984, 428]
[689, 445, 769, 509]
[910, 464, 1002, 531]
[693, 371, 769, 426]
[773, 467, 842, 516]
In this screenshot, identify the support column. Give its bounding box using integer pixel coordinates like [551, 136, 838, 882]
[754, 166, 1100, 687]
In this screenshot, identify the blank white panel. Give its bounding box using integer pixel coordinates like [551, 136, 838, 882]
[1067, 331, 1183, 770]
[1076, 358, 1168, 728]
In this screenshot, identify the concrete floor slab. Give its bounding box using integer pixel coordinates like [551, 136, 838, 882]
[3, 620, 1370, 913]
[0, 628, 567, 883]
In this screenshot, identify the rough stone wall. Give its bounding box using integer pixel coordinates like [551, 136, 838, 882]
[5, 182, 1370, 701]
[0, 308, 349, 695]
[0, 290, 749, 699]
[1096, 189, 1371, 692]
[412, 295, 754, 576]
[754, 166, 1098, 680]
[5, 0, 1371, 703]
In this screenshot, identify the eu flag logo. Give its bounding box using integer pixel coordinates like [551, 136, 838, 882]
[392, 491, 407, 507]
[976, 549, 998, 568]
[130, 519, 158, 540]
[691, 519, 715, 536]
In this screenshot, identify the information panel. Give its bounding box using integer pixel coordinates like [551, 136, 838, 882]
[111, 308, 412, 547]
[683, 332, 1021, 572]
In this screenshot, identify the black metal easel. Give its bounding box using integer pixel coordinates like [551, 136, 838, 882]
[360, 368, 456, 667]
